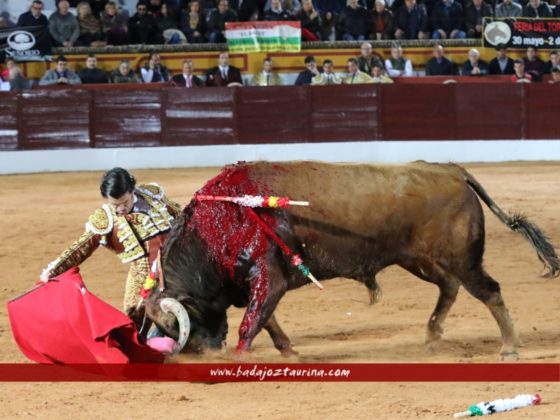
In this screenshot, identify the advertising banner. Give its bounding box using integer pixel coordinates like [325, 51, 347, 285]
[483, 17, 560, 49]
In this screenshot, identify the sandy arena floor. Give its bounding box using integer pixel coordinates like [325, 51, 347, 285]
[0, 163, 559, 419]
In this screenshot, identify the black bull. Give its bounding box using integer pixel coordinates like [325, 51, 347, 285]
[144, 161, 559, 360]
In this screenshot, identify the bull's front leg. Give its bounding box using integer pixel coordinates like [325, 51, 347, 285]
[264, 314, 298, 357]
[236, 260, 288, 354]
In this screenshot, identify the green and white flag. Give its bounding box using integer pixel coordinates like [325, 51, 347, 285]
[225, 21, 301, 53]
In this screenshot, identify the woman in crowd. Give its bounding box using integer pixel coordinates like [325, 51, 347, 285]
[76, 1, 106, 46]
[100, 1, 128, 45]
[180, 0, 207, 43]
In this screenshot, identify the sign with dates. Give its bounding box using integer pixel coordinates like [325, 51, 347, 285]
[483, 18, 560, 49]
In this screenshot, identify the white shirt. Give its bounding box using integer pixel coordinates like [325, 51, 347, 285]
[219, 65, 229, 80]
[384, 58, 414, 77]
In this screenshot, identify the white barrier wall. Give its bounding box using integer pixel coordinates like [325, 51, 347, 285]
[2, 140, 560, 174]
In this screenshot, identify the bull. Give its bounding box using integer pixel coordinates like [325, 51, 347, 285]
[145, 161, 559, 360]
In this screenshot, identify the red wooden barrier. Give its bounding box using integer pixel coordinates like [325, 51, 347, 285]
[1, 80, 559, 151]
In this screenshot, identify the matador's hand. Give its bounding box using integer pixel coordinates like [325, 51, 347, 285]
[39, 269, 52, 283]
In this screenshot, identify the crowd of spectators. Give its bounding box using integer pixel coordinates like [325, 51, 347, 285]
[10, 0, 560, 46]
[3, 41, 558, 91]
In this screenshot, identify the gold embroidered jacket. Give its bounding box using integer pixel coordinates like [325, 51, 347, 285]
[43, 183, 182, 277]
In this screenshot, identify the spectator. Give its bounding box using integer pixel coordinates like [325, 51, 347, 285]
[297, 0, 322, 41]
[511, 59, 532, 83]
[9, 66, 31, 91]
[356, 42, 384, 74]
[384, 45, 413, 77]
[494, 0, 521, 18]
[207, 0, 239, 43]
[287, 0, 303, 16]
[110, 60, 141, 83]
[251, 57, 283, 86]
[431, 0, 466, 40]
[39, 55, 82, 86]
[338, 0, 369, 41]
[549, 68, 560, 83]
[78, 54, 109, 84]
[263, 0, 302, 16]
[544, 50, 560, 74]
[368, 0, 394, 40]
[264, 0, 292, 20]
[90, 0, 109, 18]
[315, 0, 343, 41]
[465, 0, 493, 39]
[199, 0, 218, 19]
[394, 0, 428, 40]
[148, 0, 164, 16]
[425, 44, 455, 76]
[344, 58, 374, 84]
[100, 1, 128, 46]
[522, 0, 552, 17]
[49, 0, 80, 47]
[158, 3, 186, 44]
[206, 51, 243, 86]
[462, 48, 489, 76]
[488, 44, 514, 75]
[371, 63, 394, 83]
[524, 46, 546, 81]
[171, 59, 203, 87]
[128, 1, 164, 44]
[1, 58, 15, 81]
[369, 0, 394, 40]
[295, 55, 319, 85]
[180, 0, 207, 43]
[166, 0, 186, 15]
[17, 1, 49, 27]
[140, 52, 170, 83]
[76, 2, 106, 47]
[312, 59, 342, 84]
[229, 0, 259, 21]
[157, 3, 179, 32]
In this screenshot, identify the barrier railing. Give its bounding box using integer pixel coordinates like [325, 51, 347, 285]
[0, 80, 558, 151]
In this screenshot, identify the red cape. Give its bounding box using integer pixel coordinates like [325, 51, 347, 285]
[7, 268, 164, 364]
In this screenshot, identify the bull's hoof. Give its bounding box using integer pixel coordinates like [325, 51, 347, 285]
[368, 287, 382, 305]
[500, 350, 519, 362]
[425, 340, 440, 353]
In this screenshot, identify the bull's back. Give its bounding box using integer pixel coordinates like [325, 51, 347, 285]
[245, 161, 471, 236]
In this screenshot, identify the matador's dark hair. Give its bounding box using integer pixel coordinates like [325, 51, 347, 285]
[100, 167, 136, 198]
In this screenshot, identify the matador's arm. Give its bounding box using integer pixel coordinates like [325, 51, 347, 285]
[40, 206, 112, 281]
[42, 230, 102, 278]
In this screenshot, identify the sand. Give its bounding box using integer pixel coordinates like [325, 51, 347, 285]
[1, 163, 558, 419]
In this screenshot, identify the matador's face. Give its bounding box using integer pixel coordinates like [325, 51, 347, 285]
[108, 192, 135, 216]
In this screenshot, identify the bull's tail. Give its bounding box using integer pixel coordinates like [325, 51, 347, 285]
[462, 168, 560, 278]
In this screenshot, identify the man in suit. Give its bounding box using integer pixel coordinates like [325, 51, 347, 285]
[171, 59, 203, 88]
[488, 45, 514, 75]
[425, 44, 455, 76]
[206, 52, 243, 86]
[17, 0, 49, 27]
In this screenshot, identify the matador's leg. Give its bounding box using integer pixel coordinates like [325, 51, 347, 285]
[123, 257, 150, 315]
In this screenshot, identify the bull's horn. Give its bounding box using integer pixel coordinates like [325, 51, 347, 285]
[159, 298, 190, 355]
